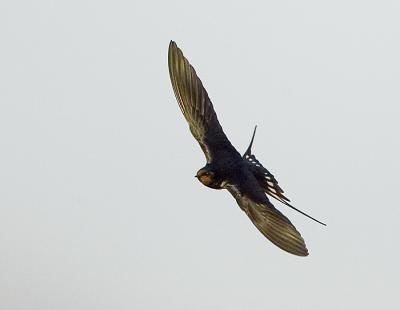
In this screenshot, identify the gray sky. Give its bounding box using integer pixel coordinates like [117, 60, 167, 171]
[1, 0, 399, 309]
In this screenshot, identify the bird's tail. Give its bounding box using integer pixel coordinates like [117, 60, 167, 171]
[243, 126, 326, 226]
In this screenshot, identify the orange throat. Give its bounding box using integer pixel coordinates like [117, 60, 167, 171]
[198, 174, 213, 186]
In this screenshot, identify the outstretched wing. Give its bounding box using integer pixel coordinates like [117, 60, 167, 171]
[224, 181, 308, 256]
[168, 41, 239, 163]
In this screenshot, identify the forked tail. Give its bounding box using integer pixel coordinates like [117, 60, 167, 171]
[243, 126, 326, 226]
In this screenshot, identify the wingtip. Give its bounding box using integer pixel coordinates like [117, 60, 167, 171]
[169, 40, 178, 51]
[289, 242, 309, 257]
[168, 41, 177, 56]
[300, 247, 309, 257]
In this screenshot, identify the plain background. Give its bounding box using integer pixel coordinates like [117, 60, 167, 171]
[1, 1, 399, 309]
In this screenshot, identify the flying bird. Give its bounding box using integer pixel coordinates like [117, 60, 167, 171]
[168, 41, 325, 256]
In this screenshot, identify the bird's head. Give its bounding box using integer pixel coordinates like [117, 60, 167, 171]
[195, 166, 222, 189]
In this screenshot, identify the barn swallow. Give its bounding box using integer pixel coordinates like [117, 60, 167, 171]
[168, 41, 325, 256]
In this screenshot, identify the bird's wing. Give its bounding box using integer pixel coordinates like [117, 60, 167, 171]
[168, 41, 239, 163]
[224, 182, 309, 256]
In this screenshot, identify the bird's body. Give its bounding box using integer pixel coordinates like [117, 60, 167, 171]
[168, 41, 324, 256]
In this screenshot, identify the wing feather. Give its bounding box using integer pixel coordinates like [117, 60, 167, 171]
[224, 183, 309, 256]
[168, 41, 239, 163]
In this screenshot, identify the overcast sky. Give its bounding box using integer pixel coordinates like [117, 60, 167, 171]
[1, 1, 400, 309]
